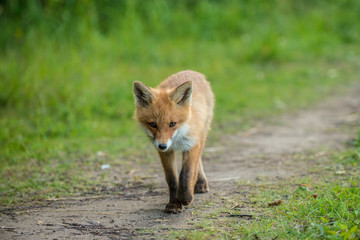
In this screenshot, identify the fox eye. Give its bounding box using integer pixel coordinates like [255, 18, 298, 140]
[149, 122, 157, 128]
[169, 122, 176, 127]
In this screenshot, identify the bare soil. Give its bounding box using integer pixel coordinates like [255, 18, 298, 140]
[1, 85, 359, 240]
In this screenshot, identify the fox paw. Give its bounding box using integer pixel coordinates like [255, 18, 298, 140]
[195, 182, 209, 193]
[165, 201, 183, 214]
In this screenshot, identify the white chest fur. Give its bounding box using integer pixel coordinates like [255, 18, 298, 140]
[169, 124, 196, 152]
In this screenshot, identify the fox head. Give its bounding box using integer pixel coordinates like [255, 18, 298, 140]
[133, 81, 193, 152]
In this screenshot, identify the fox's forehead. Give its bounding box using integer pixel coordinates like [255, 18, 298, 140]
[137, 89, 190, 124]
[152, 94, 182, 122]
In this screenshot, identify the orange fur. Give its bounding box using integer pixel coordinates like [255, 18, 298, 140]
[133, 70, 214, 213]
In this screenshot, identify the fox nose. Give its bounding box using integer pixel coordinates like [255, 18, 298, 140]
[158, 144, 167, 150]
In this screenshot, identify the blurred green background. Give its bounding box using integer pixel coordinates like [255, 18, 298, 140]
[1, 0, 359, 205]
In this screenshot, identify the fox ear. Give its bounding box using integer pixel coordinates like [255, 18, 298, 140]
[133, 81, 154, 107]
[171, 81, 193, 106]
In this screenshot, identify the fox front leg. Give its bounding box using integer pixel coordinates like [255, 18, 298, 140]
[158, 150, 182, 213]
[178, 144, 201, 206]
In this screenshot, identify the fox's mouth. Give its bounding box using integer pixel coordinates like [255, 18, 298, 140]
[157, 148, 168, 152]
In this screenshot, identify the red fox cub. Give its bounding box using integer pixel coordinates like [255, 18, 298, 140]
[133, 70, 214, 213]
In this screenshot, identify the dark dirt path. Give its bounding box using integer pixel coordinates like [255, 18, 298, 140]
[1, 85, 359, 240]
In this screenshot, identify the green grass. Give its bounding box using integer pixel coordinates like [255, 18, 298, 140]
[178, 180, 360, 239]
[170, 133, 360, 239]
[1, 0, 360, 205]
